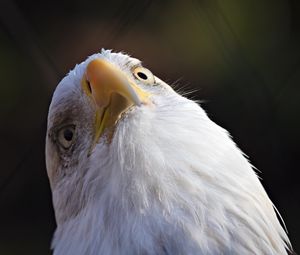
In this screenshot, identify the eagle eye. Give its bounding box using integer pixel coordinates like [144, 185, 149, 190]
[57, 125, 75, 149]
[137, 72, 147, 80]
[133, 66, 155, 85]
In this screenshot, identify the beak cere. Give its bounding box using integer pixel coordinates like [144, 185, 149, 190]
[82, 58, 150, 144]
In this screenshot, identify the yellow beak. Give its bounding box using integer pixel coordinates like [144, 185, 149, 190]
[82, 58, 150, 146]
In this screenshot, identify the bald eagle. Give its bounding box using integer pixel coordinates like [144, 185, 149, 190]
[46, 49, 291, 255]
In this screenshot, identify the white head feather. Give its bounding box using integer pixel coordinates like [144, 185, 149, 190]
[46, 49, 291, 255]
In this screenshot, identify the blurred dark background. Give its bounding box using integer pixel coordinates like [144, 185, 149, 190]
[0, 0, 299, 254]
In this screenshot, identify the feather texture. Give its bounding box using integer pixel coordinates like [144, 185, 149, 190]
[46, 49, 291, 255]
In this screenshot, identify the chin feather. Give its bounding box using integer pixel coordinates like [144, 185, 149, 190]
[51, 93, 290, 255]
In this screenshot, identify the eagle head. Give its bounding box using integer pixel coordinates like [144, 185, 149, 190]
[46, 49, 291, 255]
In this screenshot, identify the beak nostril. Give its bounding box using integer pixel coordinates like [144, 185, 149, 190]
[86, 80, 92, 94]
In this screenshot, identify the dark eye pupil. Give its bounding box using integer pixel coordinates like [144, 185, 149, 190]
[64, 129, 73, 141]
[137, 72, 148, 80]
